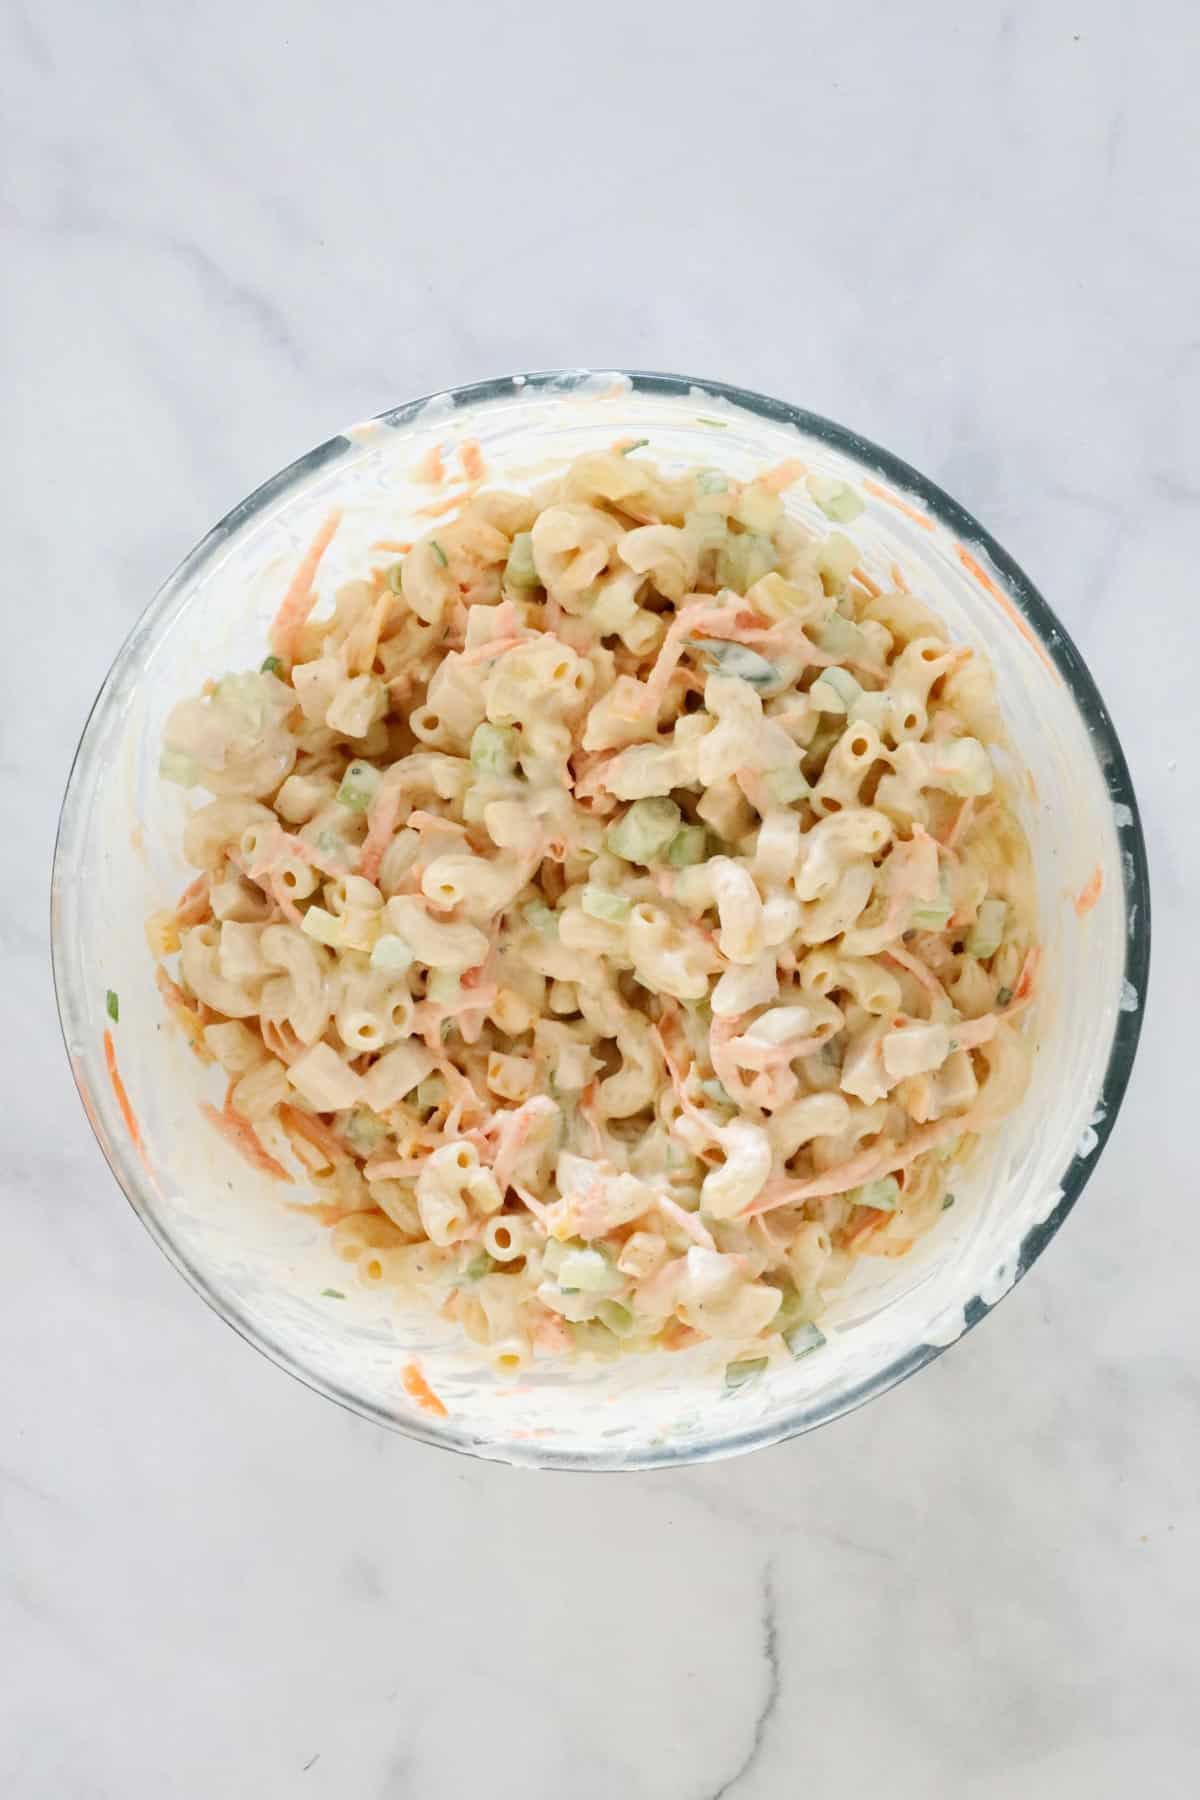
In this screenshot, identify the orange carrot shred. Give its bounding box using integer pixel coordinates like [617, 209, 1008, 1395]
[270, 509, 342, 664]
[955, 545, 1060, 680]
[402, 1362, 448, 1417]
[460, 438, 485, 481]
[103, 1028, 144, 1155]
[1075, 865, 1103, 918]
[412, 445, 445, 485]
[862, 478, 935, 531]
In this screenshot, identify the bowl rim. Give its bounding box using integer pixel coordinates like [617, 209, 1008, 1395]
[51, 367, 1152, 1470]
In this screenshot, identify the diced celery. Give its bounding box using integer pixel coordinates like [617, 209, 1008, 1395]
[716, 531, 778, 593]
[317, 828, 351, 867]
[996, 985, 1013, 1007]
[386, 561, 406, 594]
[342, 1108, 389, 1156]
[856, 1176, 900, 1211]
[783, 1322, 826, 1360]
[581, 887, 633, 924]
[336, 759, 381, 812]
[321, 1288, 346, 1299]
[966, 897, 1007, 960]
[770, 1283, 809, 1334]
[606, 797, 682, 864]
[159, 747, 202, 788]
[810, 666, 863, 713]
[557, 1247, 617, 1293]
[523, 899, 559, 936]
[504, 531, 539, 587]
[427, 969, 460, 1006]
[695, 468, 728, 495]
[470, 721, 519, 777]
[105, 989, 119, 1023]
[813, 612, 866, 660]
[415, 1074, 447, 1109]
[370, 933, 414, 972]
[765, 768, 812, 806]
[260, 654, 285, 675]
[596, 1299, 635, 1336]
[690, 639, 779, 689]
[667, 825, 708, 867]
[910, 876, 952, 932]
[301, 905, 343, 947]
[807, 473, 864, 523]
[429, 540, 448, 568]
[465, 1249, 497, 1281]
[725, 1356, 769, 1390]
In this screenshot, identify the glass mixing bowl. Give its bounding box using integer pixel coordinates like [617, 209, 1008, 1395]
[51, 371, 1150, 1469]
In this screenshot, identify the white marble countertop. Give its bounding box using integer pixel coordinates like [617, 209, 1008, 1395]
[6, 1, 1199, 1793]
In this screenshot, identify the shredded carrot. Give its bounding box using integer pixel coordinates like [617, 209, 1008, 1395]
[103, 1029, 144, 1156]
[955, 545, 1059, 680]
[154, 965, 213, 1063]
[402, 1361, 448, 1417]
[851, 565, 881, 598]
[287, 1201, 351, 1227]
[459, 438, 485, 482]
[759, 458, 806, 493]
[202, 1083, 293, 1182]
[412, 445, 445, 485]
[1075, 865, 1103, 918]
[890, 561, 910, 592]
[371, 538, 413, 553]
[415, 482, 479, 518]
[279, 1104, 351, 1165]
[174, 874, 211, 926]
[862, 478, 935, 531]
[270, 509, 342, 664]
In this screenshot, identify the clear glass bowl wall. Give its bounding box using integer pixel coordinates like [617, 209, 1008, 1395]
[52, 372, 1150, 1469]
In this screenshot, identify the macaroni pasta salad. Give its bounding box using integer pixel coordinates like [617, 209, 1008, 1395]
[152, 444, 1039, 1378]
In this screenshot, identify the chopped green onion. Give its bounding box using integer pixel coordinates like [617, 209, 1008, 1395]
[942, 1193, 956, 1211]
[690, 639, 778, 689]
[159, 747, 202, 788]
[415, 1074, 447, 1110]
[966, 897, 1008, 960]
[465, 1250, 497, 1281]
[807, 473, 864, 523]
[996, 985, 1013, 1007]
[855, 1176, 900, 1212]
[809, 666, 863, 713]
[503, 531, 539, 588]
[716, 531, 778, 593]
[620, 438, 649, 455]
[606, 796, 682, 865]
[336, 759, 381, 812]
[581, 887, 633, 924]
[522, 899, 559, 937]
[105, 989, 119, 1023]
[596, 1299, 635, 1336]
[470, 721, 519, 777]
[301, 905, 343, 948]
[667, 824, 708, 867]
[429, 540, 448, 568]
[321, 1288, 346, 1299]
[260, 654, 285, 675]
[369, 933, 414, 972]
[783, 1322, 826, 1360]
[695, 468, 728, 495]
[725, 1356, 769, 1391]
[386, 562, 406, 593]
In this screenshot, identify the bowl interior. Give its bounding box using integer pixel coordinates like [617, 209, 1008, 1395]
[52, 372, 1149, 1468]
